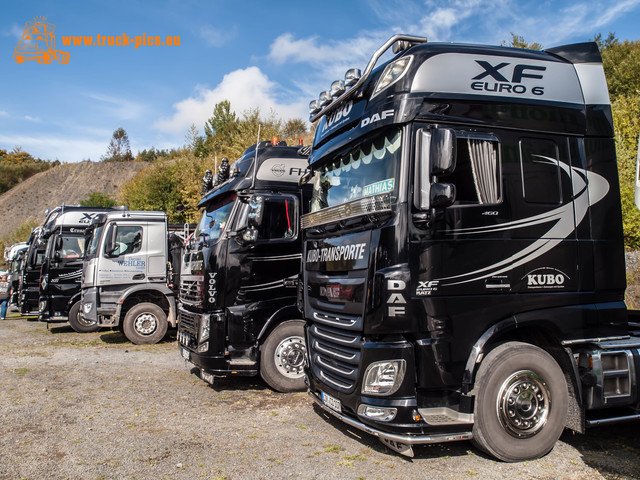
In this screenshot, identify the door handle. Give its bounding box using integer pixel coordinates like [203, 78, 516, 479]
[132, 274, 145, 280]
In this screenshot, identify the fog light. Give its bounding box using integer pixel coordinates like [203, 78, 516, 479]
[318, 90, 332, 106]
[362, 359, 406, 396]
[330, 80, 345, 97]
[344, 68, 361, 86]
[197, 341, 209, 353]
[357, 404, 397, 422]
[83, 302, 93, 314]
[39, 301, 46, 312]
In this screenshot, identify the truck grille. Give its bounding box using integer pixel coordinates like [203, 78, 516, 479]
[179, 309, 198, 332]
[180, 279, 202, 305]
[308, 321, 362, 394]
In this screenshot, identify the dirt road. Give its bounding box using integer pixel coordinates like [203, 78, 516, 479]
[1, 314, 639, 480]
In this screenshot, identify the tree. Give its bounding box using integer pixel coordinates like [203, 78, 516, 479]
[282, 118, 307, 139]
[102, 127, 133, 162]
[501, 33, 542, 50]
[80, 191, 117, 208]
[204, 100, 237, 138]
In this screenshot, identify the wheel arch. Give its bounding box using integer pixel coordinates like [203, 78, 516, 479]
[256, 304, 303, 344]
[118, 285, 176, 327]
[464, 315, 584, 434]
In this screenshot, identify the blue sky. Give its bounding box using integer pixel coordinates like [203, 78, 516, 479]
[2, 0, 639, 162]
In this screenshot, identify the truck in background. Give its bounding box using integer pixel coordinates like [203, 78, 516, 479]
[176, 139, 311, 392]
[80, 210, 184, 344]
[4, 242, 28, 309]
[38, 206, 125, 331]
[20, 223, 48, 317]
[301, 35, 639, 461]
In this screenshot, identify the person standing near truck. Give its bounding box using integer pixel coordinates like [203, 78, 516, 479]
[0, 274, 12, 320]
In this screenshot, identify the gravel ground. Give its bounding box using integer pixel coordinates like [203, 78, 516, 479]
[1, 314, 639, 480]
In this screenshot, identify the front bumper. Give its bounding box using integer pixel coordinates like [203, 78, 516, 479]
[309, 390, 472, 457]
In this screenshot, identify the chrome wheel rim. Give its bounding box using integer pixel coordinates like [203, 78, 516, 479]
[134, 313, 157, 335]
[274, 335, 306, 378]
[497, 370, 550, 438]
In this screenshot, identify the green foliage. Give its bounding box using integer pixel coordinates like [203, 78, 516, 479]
[79, 191, 117, 208]
[0, 148, 59, 195]
[135, 147, 170, 163]
[0, 218, 39, 268]
[596, 35, 640, 248]
[501, 33, 542, 50]
[204, 100, 237, 138]
[102, 127, 134, 162]
[595, 33, 640, 98]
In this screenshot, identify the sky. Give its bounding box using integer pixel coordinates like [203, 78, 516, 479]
[2, 0, 639, 163]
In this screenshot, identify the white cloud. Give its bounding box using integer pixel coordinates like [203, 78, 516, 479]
[199, 25, 235, 47]
[2, 24, 23, 39]
[154, 66, 308, 135]
[85, 93, 146, 121]
[0, 111, 8, 117]
[0, 134, 106, 162]
[24, 115, 40, 122]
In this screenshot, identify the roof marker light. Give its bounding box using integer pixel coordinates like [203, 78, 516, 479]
[319, 90, 332, 106]
[330, 80, 345, 97]
[344, 68, 361, 87]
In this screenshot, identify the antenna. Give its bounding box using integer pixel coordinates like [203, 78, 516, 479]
[251, 124, 261, 189]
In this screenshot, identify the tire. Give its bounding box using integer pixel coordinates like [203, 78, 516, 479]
[260, 320, 306, 393]
[122, 302, 168, 345]
[68, 301, 100, 333]
[14, 54, 24, 64]
[471, 341, 568, 462]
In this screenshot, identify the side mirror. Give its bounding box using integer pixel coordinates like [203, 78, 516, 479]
[104, 224, 119, 257]
[247, 195, 264, 228]
[55, 236, 63, 250]
[430, 127, 456, 175]
[430, 183, 456, 208]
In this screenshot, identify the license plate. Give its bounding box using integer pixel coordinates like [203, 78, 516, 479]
[181, 348, 190, 360]
[321, 391, 342, 413]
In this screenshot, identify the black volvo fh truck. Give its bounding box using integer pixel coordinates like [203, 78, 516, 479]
[301, 35, 639, 461]
[177, 140, 311, 392]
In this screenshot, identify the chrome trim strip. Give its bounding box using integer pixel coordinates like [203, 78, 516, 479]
[302, 193, 392, 229]
[561, 336, 629, 346]
[310, 34, 428, 123]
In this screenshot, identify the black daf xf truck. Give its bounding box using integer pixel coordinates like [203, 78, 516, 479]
[177, 140, 311, 392]
[38, 205, 124, 331]
[301, 35, 639, 461]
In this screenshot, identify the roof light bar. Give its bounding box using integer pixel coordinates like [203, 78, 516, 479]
[309, 34, 428, 123]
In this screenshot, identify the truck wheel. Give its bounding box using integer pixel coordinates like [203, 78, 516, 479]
[122, 303, 168, 345]
[68, 302, 100, 333]
[260, 320, 306, 393]
[472, 341, 568, 462]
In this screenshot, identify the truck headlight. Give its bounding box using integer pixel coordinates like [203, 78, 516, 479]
[199, 316, 210, 342]
[361, 360, 406, 396]
[372, 56, 412, 98]
[83, 302, 93, 314]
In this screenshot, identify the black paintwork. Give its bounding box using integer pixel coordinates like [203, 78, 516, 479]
[303, 41, 629, 438]
[178, 144, 311, 378]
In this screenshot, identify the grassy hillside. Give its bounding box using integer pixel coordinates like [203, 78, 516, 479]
[0, 161, 149, 239]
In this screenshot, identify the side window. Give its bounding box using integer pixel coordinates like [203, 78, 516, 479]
[444, 136, 501, 205]
[59, 236, 86, 258]
[257, 197, 297, 240]
[519, 138, 562, 205]
[111, 226, 143, 256]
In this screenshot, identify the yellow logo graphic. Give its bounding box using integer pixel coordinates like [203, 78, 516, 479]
[14, 16, 70, 65]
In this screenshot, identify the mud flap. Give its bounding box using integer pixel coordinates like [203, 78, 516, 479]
[380, 438, 414, 457]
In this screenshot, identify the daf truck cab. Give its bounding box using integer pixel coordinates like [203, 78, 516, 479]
[38, 206, 123, 330]
[20, 225, 47, 317]
[301, 35, 638, 461]
[177, 139, 311, 392]
[80, 210, 184, 344]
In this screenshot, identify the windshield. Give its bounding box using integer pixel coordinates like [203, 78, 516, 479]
[48, 234, 86, 259]
[85, 225, 104, 257]
[195, 196, 235, 242]
[311, 128, 402, 212]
